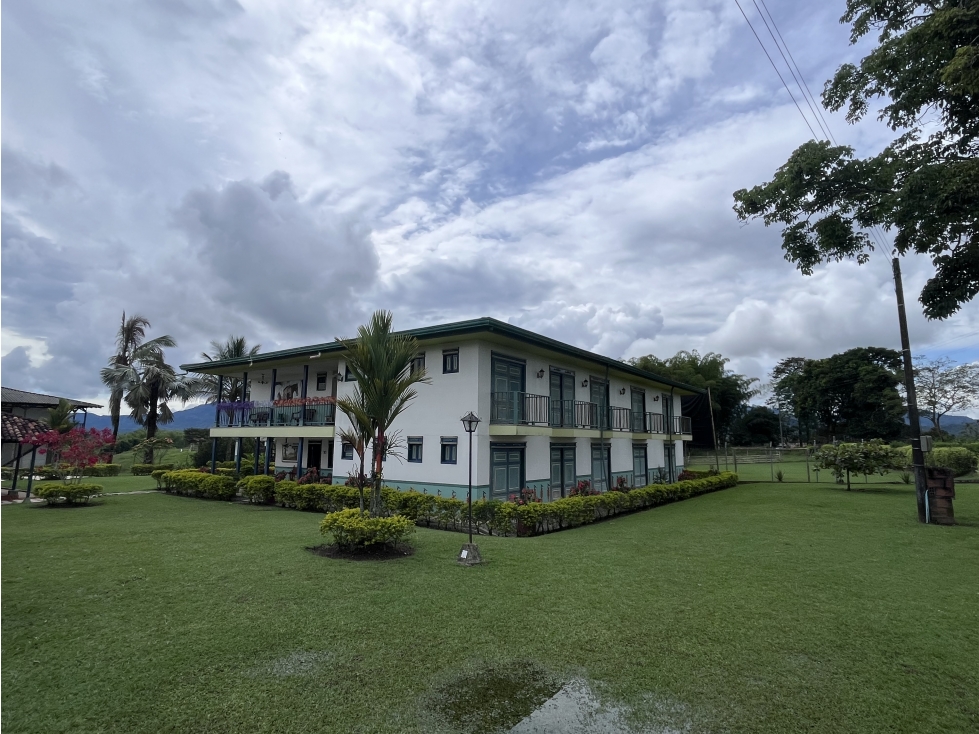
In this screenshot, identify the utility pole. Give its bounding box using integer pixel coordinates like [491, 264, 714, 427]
[892, 256, 928, 522]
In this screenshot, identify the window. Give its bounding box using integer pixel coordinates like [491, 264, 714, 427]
[341, 442, 354, 461]
[316, 372, 328, 391]
[442, 349, 459, 374]
[407, 437, 423, 463]
[344, 365, 355, 382]
[410, 352, 426, 375]
[441, 437, 458, 464]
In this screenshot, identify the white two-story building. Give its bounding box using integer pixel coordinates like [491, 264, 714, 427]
[180, 318, 699, 502]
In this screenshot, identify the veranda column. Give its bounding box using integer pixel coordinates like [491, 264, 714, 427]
[235, 437, 243, 474]
[264, 439, 273, 475]
[210, 437, 218, 473]
[266, 368, 277, 475]
[25, 446, 38, 500]
[11, 445, 22, 495]
[253, 438, 260, 475]
[297, 438, 305, 479]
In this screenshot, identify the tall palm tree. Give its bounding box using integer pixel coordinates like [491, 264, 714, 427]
[199, 336, 262, 404]
[100, 313, 175, 442]
[101, 341, 205, 463]
[337, 311, 430, 514]
[335, 390, 375, 513]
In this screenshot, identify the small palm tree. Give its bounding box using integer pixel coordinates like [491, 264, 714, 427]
[199, 336, 262, 404]
[47, 398, 76, 433]
[336, 391, 375, 513]
[338, 311, 430, 514]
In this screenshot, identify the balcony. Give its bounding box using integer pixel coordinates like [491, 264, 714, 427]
[215, 398, 336, 428]
[490, 392, 692, 434]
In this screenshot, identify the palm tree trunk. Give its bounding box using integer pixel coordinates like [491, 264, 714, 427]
[146, 380, 160, 464]
[371, 427, 385, 515]
[358, 447, 366, 514]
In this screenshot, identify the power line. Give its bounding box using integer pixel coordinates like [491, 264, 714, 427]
[756, 0, 838, 145]
[750, 0, 832, 142]
[733, 0, 820, 140]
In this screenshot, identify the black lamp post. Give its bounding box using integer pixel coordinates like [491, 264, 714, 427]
[458, 411, 482, 565]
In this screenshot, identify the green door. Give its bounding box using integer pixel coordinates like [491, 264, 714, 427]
[591, 444, 611, 491]
[491, 447, 524, 500]
[549, 370, 575, 427]
[590, 378, 608, 429]
[631, 389, 646, 432]
[664, 442, 676, 483]
[632, 444, 648, 487]
[492, 358, 525, 424]
[549, 446, 576, 499]
[662, 393, 674, 434]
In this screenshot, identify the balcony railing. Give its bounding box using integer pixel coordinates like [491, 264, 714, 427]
[215, 398, 336, 428]
[491, 392, 690, 434]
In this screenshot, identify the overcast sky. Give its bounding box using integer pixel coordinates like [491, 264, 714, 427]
[3, 0, 977, 413]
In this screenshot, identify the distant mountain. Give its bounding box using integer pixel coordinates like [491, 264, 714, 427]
[83, 403, 214, 433]
[907, 413, 978, 436]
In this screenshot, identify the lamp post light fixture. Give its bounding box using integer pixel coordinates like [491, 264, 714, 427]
[458, 411, 482, 566]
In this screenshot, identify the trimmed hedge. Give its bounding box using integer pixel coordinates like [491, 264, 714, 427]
[394, 472, 740, 536]
[83, 464, 121, 477]
[320, 508, 415, 550]
[35, 483, 104, 505]
[897, 446, 978, 477]
[132, 463, 175, 476]
[161, 470, 237, 500]
[238, 475, 276, 503]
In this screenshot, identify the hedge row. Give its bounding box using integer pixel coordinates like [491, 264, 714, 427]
[896, 446, 977, 477]
[320, 508, 415, 550]
[160, 470, 237, 500]
[132, 463, 175, 476]
[267, 472, 739, 537]
[35, 483, 104, 505]
[32, 464, 121, 480]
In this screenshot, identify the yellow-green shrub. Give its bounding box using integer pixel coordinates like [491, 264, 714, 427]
[132, 463, 174, 476]
[896, 446, 977, 476]
[319, 508, 415, 550]
[35, 483, 104, 505]
[238, 475, 276, 503]
[162, 470, 236, 500]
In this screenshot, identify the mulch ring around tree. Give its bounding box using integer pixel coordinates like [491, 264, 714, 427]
[305, 543, 415, 561]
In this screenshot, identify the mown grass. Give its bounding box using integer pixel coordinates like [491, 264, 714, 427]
[2, 482, 977, 733]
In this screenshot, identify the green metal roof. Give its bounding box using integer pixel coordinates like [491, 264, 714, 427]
[180, 317, 705, 395]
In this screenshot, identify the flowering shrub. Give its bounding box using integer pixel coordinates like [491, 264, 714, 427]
[508, 487, 541, 505]
[611, 476, 630, 491]
[23, 428, 115, 485]
[569, 480, 599, 497]
[297, 468, 325, 485]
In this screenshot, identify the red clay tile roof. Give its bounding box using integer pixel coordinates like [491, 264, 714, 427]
[1, 413, 47, 443]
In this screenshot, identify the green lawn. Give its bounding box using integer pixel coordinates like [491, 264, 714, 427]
[2, 482, 977, 733]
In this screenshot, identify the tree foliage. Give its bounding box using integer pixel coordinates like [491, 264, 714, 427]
[815, 439, 898, 490]
[628, 350, 757, 441]
[912, 356, 979, 435]
[770, 348, 905, 441]
[336, 311, 430, 515]
[24, 427, 116, 485]
[733, 0, 979, 319]
[730, 406, 781, 446]
[199, 336, 262, 404]
[101, 337, 204, 463]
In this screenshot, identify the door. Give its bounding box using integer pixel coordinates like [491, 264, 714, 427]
[632, 444, 648, 488]
[591, 444, 611, 491]
[664, 442, 676, 483]
[491, 446, 524, 500]
[662, 392, 674, 434]
[492, 357, 525, 424]
[590, 378, 609, 429]
[631, 389, 646, 432]
[549, 370, 575, 427]
[307, 441, 322, 471]
[550, 445, 576, 499]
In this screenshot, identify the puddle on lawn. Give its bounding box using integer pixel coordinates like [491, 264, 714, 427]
[427, 660, 562, 733]
[245, 650, 332, 678]
[426, 662, 695, 734]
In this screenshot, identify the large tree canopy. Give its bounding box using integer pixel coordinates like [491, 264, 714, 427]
[769, 347, 905, 441]
[629, 350, 757, 442]
[733, 0, 978, 319]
